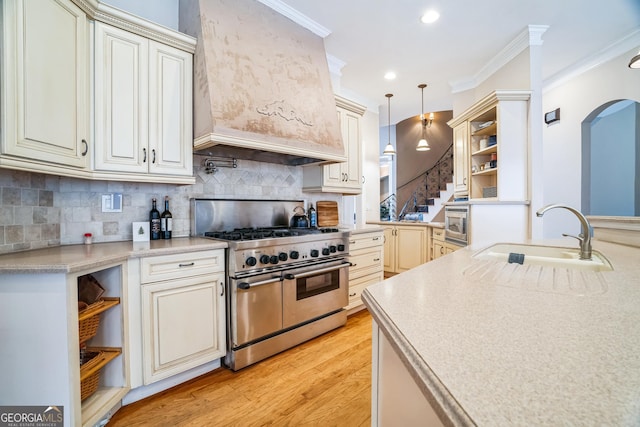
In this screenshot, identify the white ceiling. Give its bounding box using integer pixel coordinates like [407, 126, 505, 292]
[275, 0, 640, 124]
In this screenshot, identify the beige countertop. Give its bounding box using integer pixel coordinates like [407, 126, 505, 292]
[0, 237, 227, 274]
[362, 239, 640, 426]
[341, 224, 384, 234]
[368, 220, 444, 228]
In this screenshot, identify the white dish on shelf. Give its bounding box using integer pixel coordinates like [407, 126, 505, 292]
[477, 120, 494, 129]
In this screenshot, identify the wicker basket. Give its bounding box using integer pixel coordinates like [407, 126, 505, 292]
[78, 300, 104, 344]
[79, 347, 121, 401]
[77, 297, 120, 345]
[80, 350, 103, 401]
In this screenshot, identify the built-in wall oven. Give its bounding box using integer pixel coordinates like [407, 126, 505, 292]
[444, 205, 469, 246]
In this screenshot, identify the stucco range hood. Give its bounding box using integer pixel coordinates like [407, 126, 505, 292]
[179, 0, 345, 166]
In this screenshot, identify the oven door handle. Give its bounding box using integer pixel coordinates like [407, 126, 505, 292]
[237, 276, 281, 290]
[283, 261, 350, 280]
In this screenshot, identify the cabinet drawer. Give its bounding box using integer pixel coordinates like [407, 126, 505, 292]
[349, 248, 383, 280]
[349, 232, 384, 251]
[432, 228, 445, 241]
[141, 250, 224, 284]
[348, 272, 383, 307]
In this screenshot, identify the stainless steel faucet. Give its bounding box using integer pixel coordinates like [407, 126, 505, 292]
[536, 204, 592, 260]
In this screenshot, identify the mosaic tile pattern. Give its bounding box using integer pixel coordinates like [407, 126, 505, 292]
[0, 158, 340, 253]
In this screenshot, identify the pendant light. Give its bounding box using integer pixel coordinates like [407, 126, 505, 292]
[416, 84, 431, 151]
[382, 93, 396, 156]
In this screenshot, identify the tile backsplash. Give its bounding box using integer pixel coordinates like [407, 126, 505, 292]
[0, 157, 340, 254]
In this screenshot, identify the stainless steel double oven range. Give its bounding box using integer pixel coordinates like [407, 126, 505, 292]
[192, 199, 349, 371]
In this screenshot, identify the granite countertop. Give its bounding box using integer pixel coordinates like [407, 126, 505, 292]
[362, 239, 640, 425]
[0, 237, 227, 274]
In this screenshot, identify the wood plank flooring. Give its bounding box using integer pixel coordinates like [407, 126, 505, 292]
[108, 309, 372, 426]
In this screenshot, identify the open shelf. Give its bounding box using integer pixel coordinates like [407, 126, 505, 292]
[472, 167, 497, 176]
[472, 122, 497, 137]
[471, 145, 497, 156]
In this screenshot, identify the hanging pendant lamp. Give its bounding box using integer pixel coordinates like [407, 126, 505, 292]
[416, 84, 431, 151]
[382, 93, 396, 156]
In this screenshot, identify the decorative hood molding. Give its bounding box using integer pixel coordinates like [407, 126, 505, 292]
[179, 0, 345, 165]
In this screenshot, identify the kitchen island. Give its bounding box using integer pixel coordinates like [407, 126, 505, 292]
[362, 238, 640, 426]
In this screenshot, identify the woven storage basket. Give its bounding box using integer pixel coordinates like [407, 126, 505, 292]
[78, 300, 104, 344]
[80, 350, 103, 401]
[79, 347, 121, 401]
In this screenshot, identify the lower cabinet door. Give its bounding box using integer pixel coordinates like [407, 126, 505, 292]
[142, 273, 226, 384]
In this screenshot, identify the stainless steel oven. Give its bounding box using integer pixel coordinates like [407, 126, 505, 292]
[444, 205, 469, 246]
[192, 198, 351, 371]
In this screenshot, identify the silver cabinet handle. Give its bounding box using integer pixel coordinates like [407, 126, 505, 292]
[362, 175, 365, 184]
[143, 148, 147, 163]
[81, 139, 88, 156]
[178, 262, 195, 267]
[285, 261, 350, 279]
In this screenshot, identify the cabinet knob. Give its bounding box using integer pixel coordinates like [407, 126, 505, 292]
[373, 258, 380, 262]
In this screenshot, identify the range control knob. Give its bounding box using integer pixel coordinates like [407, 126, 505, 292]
[337, 244, 346, 252]
[259, 254, 270, 264]
[278, 252, 288, 262]
[289, 250, 300, 259]
[310, 249, 319, 258]
[246, 256, 257, 267]
[322, 248, 330, 256]
[269, 255, 279, 264]
[329, 245, 337, 253]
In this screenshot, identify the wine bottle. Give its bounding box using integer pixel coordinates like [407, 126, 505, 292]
[150, 198, 161, 240]
[161, 196, 173, 239]
[308, 203, 317, 228]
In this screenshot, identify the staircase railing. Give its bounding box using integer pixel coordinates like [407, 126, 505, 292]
[379, 194, 396, 221]
[396, 143, 454, 217]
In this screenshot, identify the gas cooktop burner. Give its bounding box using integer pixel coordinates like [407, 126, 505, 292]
[204, 227, 341, 241]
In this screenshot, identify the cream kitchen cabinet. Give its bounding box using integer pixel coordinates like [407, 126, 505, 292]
[1, 0, 90, 173]
[0, 261, 129, 427]
[303, 96, 366, 194]
[94, 22, 194, 183]
[448, 90, 530, 201]
[383, 224, 428, 274]
[431, 227, 461, 260]
[347, 229, 384, 310]
[140, 250, 226, 385]
[452, 122, 469, 198]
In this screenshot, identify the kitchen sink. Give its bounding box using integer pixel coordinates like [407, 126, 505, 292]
[472, 243, 613, 272]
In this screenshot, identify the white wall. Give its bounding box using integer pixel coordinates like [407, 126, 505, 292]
[541, 46, 640, 238]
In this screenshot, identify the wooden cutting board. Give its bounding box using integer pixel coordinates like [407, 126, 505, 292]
[316, 201, 339, 227]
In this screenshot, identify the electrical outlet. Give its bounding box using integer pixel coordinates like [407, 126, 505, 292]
[101, 193, 123, 213]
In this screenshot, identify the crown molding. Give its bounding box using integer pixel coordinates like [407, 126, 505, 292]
[543, 29, 640, 93]
[256, 0, 331, 38]
[450, 25, 549, 94]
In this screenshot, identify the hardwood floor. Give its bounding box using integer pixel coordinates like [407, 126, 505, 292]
[108, 309, 372, 426]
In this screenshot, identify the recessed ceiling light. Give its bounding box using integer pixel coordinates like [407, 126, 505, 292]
[384, 71, 396, 80]
[421, 10, 440, 24]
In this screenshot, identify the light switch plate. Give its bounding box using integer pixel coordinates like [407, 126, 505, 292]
[101, 193, 123, 213]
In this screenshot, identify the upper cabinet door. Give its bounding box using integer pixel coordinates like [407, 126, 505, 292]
[94, 22, 149, 173]
[148, 41, 193, 177]
[1, 0, 89, 168]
